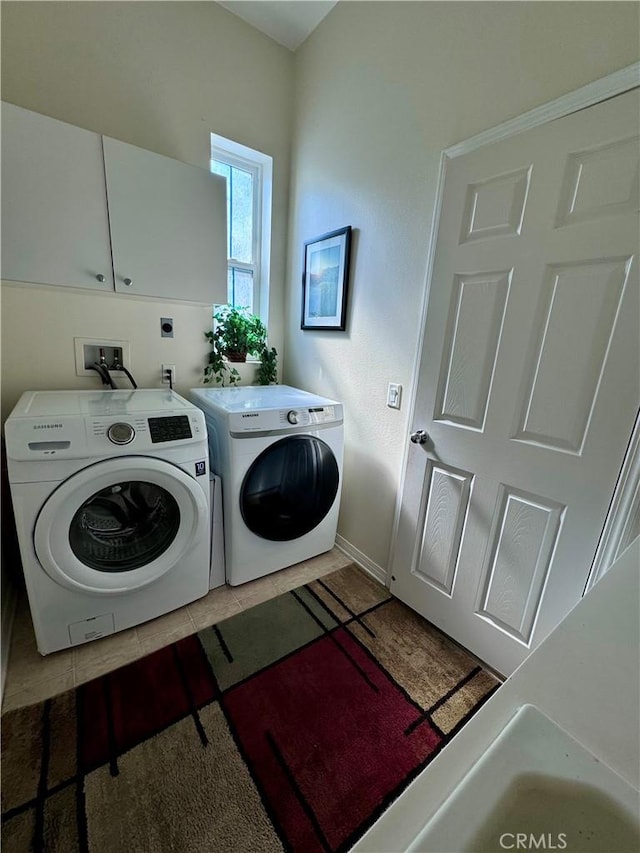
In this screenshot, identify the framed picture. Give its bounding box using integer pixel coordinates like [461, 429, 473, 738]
[301, 226, 352, 330]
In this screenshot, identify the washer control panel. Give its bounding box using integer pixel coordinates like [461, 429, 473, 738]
[89, 413, 200, 450]
[105, 417, 193, 445]
[148, 415, 193, 443]
[5, 397, 207, 461]
[107, 422, 135, 445]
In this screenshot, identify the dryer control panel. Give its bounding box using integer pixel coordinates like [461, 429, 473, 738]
[281, 407, 337, 427]
[229, 404, 343, 434]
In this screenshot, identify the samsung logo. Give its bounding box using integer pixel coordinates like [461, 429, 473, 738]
[33, 423, 63, 430]
[242, 413, 259, 418]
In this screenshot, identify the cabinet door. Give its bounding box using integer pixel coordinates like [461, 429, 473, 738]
[1, 102, 114, 290]
[102, 137, 227, 303]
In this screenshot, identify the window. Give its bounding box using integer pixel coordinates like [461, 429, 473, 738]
[210, 133, 272, 321]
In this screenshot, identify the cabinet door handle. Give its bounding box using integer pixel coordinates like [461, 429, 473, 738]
[123, 277, 133, 286]
[95, 274, 105, 282]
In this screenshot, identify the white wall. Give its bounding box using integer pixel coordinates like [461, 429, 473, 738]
[285, 1, 640, 574]
[0, 1, 294, 415]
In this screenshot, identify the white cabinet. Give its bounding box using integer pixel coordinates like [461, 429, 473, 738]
[102, 137, 227, 302]
[1, 102, 227, 304]
[1, 102, 114, 291]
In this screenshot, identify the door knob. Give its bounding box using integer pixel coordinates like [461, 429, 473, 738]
[123, 277, 133, 286]
[95, 274, 105, 282]
[410, 429, 429, 445]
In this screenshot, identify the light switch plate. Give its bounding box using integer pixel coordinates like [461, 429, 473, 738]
[387, 383, 402, 409]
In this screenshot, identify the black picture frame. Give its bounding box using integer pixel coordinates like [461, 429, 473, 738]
[301, 226, 352, 330]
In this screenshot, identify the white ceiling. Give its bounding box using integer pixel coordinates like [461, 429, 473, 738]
[217, 1, 337, 51]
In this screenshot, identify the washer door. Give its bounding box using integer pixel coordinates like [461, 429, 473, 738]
[34, 457, 208, 594]
[240, 435, 339, 541]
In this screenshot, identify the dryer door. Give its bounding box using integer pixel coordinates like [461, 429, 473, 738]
[34, 457, 208, 594]
[240, 435, 339, 541]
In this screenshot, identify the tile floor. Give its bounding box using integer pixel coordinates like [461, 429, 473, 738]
[2, 547, 354, 714]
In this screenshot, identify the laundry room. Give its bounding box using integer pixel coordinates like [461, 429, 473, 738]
[1, 3, 639, 852]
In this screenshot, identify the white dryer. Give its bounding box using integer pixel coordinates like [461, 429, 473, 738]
[4, 389, 212, 654]
[190, 385, 344, 585]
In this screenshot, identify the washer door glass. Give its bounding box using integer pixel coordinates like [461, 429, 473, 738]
[241, 436, 339, 541]
[69, 481, 181, 572]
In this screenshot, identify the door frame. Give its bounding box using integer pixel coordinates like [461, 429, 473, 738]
[389, 62, 640, 584]
[586, 408, 640, 591]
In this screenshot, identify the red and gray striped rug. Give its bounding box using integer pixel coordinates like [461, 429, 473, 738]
[2, 564, 499, 852]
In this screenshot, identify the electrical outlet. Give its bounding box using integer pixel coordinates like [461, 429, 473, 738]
[162, 363, 176, 386]
[387, 383, 402, 409]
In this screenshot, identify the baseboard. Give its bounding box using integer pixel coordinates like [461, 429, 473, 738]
[335, 535, 389, 588]
[1, 581, 18, 707]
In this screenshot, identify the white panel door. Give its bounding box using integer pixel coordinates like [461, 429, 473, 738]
[391, 88, 639, 676]
[102, 136, 227, 303]
[1, 102, 114, 290]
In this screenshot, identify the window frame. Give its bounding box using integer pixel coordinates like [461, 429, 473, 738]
[210, 133, 272, 324]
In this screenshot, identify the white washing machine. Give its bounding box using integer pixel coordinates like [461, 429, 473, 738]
[4, 389, 212, 655]
[190, 385, 344, 585]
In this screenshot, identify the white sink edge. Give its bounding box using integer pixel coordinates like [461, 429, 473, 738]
[408, 703, 640, 853]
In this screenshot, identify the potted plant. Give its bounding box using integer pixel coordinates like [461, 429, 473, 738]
[204, 305, 278, 386]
